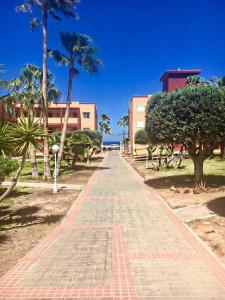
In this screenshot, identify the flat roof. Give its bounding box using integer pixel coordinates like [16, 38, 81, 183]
[129, 95, 150, 103]
[160, 69, 202, 81]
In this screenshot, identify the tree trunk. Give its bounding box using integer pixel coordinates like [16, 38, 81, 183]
[193, 157, 204, 184]
[101, 130, 104, 151]
[29, 109, 39, 177]
[30, 148, 39, 177]
[220, 141, 225, 159]
[42, 9, 51, 179]
[0, 154, 26, 203]
[56, 66, 73, 176]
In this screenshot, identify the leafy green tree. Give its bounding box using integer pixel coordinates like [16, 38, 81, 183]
[134, 129, 149, 145]
[146, 85, 225, 184]
[74, 130, 102, 156]
[48, 32, 101, 175]
[0, 157, 19, 184]
[0, 116, 45, 202]
[67, 132, 92, 166]
[117, 114, 129, 142]
[187, 75, 204, 86]
[16, 0, 79, 179]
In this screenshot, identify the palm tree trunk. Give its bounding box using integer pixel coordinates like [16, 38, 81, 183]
[56, 66, 73, 176]
[0, 154, 26, 203]
[29, 109, 39, 177]
[42, 8, 51, 179]
[30, 148, 39, 177]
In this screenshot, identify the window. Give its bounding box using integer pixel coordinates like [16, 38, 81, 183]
[48, 112, 53, 118]
[83, 127, 90, 130]
[137, 121, 144, 128]
[137, 106, 145, 112]
[83, 112, 90, 119]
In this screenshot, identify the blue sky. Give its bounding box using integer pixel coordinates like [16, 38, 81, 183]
[1, 0, 225, 141]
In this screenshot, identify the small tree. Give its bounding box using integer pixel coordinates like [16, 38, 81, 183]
[146, 85, 225, 184]
[99, 114, 111, 148]
[67, 132, 92, 166]
[117, 114, 129, 142]
[134, 129, 156, 160]
[74, 130, 102, 156]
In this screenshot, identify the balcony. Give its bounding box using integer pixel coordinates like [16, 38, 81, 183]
[34, 117, 79, 125]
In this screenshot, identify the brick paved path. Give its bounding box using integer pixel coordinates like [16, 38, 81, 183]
[1, 151, 225, 299]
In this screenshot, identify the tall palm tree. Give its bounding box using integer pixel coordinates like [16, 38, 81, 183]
[2, 64, 61, 176]
[99, 114, 111, 149]
[0, 116, 45, 202]
[48, 32, 101, 176]
[16, 0, 79, 179]
[117, 114, 129, 142]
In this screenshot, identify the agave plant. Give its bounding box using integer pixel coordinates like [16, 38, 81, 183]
[0, 122, 14, 157]
[0, 116, 45, 202]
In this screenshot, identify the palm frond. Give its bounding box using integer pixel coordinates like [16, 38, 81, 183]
[11, 116, 45, 154]
[48, 49, 69, 65]
[30, 17, 40, 31]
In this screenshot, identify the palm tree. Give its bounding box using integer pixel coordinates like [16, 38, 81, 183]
[2, 65, 61, 177]
[48, 32, 101, 176]
[16, 0, 79, 179]
[117, 114, 129, 142]
[0, 116, 45, 202]
[209, 76, 225, 88]
[99, 114, 111, 149]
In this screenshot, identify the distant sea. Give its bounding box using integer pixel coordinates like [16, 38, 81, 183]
[103, 141, 120, 146]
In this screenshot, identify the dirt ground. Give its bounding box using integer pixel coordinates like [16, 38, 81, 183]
[126, 156, 225, 209]
[126, 155, 225, 265]
[0, 155, 104, 277]
[189, 217, 225, 264]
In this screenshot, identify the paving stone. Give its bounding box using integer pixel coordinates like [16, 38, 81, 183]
[1, 151, 225, 299]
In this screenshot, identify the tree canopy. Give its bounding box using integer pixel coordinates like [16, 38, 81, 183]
[135, 129, 149, 145]
[146, 84, 225, 183]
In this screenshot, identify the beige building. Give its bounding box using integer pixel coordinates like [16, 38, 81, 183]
[16, 101, 97, 132]
[128, 95, 150, 155]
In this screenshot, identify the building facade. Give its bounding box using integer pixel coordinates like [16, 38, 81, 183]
[15, 101, 98, 132]
[160, 69, 202, 93]
[128, 96, 149, 154]
[0, 103, 16, 123]
[128, 69, 202, 154]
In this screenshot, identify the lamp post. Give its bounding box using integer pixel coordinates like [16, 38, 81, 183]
[52, 144, 60, 193]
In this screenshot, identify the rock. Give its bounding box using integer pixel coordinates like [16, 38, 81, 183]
[170, 185, 176, 191]
[174, 189, 181, 193]
[218, 186, 225, 191]
[183, 189, 191, 194]
[193, 189, 202, 194]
